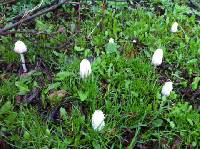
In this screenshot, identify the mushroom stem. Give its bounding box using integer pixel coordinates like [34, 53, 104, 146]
[20, 53, 27, 73]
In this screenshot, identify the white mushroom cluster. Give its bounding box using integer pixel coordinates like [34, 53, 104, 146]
[12, 19, 182, 131]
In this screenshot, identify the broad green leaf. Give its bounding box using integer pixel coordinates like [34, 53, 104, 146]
[23, 131, 30, 140]
[169, 121, 175, 128]
[152, 119, 163, 128]
[0, 101, 12, 116]
[60, 107, 67, 121]
[191, 77, 200, 91]
[44, 82, 61, 94]
[74, 46, 84, 52]
[187, 118, 193, 126]
[78, 91, 88, 102]
[105, 43, 118, 54]
[187, 59, 198, 64]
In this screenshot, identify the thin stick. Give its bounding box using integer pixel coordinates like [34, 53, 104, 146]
[0, 0, 74, 33]
[11, 0, 59, 21]
[0, 28, 73, 36]
[87, 18, 102, 38]
[78, 2, 81, 33]
[1, 0, 17, 5]
[21, 0, 44, 20]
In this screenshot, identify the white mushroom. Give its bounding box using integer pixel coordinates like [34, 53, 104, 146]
[14, 41, 28, 73]
[132, 39, 137, 43]
[170, 22, 178, 33]
[151, 49, 163, 67]
[92, 110, 105, 131]
[161, 81, 173, 97]
[80, 59, 92, 79]
[109, 38, 115, 43]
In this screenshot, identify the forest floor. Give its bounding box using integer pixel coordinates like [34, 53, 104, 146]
[0, 1, 200, 148]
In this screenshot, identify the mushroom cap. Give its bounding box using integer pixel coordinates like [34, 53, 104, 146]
[132, 39, 137, 43]
[152, 48, 163, 66]
[109, 38, 115, 43]
[92, 110, 105, 131]
[173, 22, 178, 27]
[14, 40, 27, 54]
[161, 81, 173, 96]
[170, 22, 178, 33]
[80, 59, 92, 78]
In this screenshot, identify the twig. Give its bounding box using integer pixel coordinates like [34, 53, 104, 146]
[78, 2, 81, 33]
[87, 18, 102, 38]
[1, 0, 17, 5]
[21, 0, 44, 20]
[0, 0, 68, 33]
[0, 1, 80, 35]
[0, 30, 48, 36]
[0, 28, 73, 36]
[11, 0, 59, 21]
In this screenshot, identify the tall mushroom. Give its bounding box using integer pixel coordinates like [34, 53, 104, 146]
[14, 40, 28, 73]
[92, 110, 105, 131]
[151, 48, 163, 67]
[80, 59, 92, 79]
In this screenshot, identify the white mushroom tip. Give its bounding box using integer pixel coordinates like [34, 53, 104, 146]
[14, 40, 27, 54]
[161, 81, 173, 97]
[151, 48, 163, 67]
[80, 59, 92, 79]
[109, 38, 115, 43]
[92, 110, 105, 131]
[170, 22, 178, 33]
[132, 39, 137, 43]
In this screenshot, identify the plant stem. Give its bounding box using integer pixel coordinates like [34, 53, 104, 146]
[20, 54, 27, 73]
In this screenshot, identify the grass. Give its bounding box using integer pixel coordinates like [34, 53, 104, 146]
[0, 0, 200, 148]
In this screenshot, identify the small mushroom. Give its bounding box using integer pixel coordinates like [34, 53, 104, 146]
[132, 39, 137, 43]
[14, 40, 28, 73]
[151, 48, 163, 67]
[92, 110, 105, 131]
[109, 38, 115, 43]
[161, 81, 173, 97]
[80, 59, 92, 79]
[170, 22, 178, 33]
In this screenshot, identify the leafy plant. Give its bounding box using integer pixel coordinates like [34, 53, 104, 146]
[105, 42, 119, 54]
[191, 77, 200, 91]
